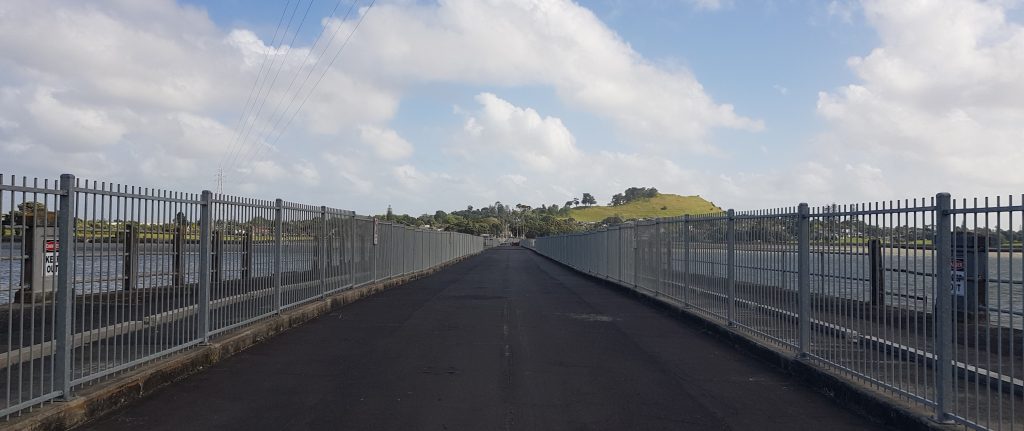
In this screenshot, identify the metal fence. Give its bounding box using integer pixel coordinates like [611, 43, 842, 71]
[0, 173, 483, 418]
[527, 193, 1024, 431]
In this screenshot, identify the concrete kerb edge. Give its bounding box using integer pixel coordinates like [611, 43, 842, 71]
[523, 247, 963, 431]
[5, 252, 483, 431]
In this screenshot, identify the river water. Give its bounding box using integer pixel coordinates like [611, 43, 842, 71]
[0, 241, 353, 304]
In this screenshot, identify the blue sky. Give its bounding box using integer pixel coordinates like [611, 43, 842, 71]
[2, 1, 1023, 215]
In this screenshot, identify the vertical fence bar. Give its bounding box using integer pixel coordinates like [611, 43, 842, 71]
[655, 219, 663, 296]
[198, 190, 212, 343]
[682, 215, 690, 307]
[273, 199, 283, 313]
[797, 202, 810, 356]
[123, 223, 138, 290]
[54, 174, 75, 399]
[320, 206, 327, 298]
[933, 192, 952, 422]
[727, 209, 736, 325]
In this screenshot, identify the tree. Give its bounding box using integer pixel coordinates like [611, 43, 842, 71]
[610, 193, 625, 206]
[174, 212, 188, 226]
[386, 205, 394, 221]
[600, 215, 623, 225]
[573, 197, 580, 207]
[18, 201, 47, 216]
[581, 193, 596, 206]
[564, 200, 574, 209]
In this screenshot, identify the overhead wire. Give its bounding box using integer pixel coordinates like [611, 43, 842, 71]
[218, 0, 295, 172]
[234, 0, 377, 177]
[222, 0, 314, 175]
[231, 0, 356, 175]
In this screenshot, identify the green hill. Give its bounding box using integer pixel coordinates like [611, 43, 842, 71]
[565, 194, 722, 223]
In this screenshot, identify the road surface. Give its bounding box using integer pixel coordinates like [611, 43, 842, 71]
[84, 247, 883, 430]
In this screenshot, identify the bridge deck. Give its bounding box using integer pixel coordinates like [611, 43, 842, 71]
[84, 247, 882, 430]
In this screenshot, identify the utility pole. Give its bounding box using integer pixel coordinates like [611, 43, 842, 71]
[215, 168, 226, 194]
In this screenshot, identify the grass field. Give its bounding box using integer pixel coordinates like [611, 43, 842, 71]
[565, 194, 723, 223]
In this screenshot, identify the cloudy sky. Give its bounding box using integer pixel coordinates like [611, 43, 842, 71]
[1, 0, 1022, 215]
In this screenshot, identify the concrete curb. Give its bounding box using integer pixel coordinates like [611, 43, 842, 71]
[5, 254, 481, 431]
[526, 248, 963, 431]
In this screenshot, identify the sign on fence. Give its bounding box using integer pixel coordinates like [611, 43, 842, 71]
[951, 258, 965, 296]
[373, 217, 379, 245]
[44, 240, 59, 277]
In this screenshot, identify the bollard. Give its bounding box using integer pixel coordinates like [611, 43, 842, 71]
[868, 239, 884, 307]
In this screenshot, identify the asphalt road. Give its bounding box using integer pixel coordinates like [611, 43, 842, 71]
[83, 247, 883, 431]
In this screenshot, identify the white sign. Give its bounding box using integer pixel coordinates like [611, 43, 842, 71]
[951, 258, 965, 296]
[373, 217, 379, 245]
[44, 252, 58, 277]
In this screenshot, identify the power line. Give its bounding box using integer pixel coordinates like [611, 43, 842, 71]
[235, 0, 377, 177]
[223, 0, 315, 175]
[218, 0, 295, 174]
[230, 0, 356, 174]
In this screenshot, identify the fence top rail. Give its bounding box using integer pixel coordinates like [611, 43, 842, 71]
[77, 177, 202, 199]
[78, 186, 201, 205]
[949, 204, 1024, 215]
[211, 193, 276, 208]
[0, 174, 61, 189]
[0, 183, 64, 196]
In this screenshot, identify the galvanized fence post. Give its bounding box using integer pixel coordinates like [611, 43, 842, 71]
[633, 226, 639, 289]
[320, 206, 327, 298]
[682, 215, 690, 308]
[273, 199, 283, 313]
[198, 190, 212, 343]
[655, 219, 663, 296]
[55, 174, 75, 399]
[933, 193, 953, 422]
[665, 221, 673, 298]
[727, 209, 736, 326]
[797, 203, 811, 357]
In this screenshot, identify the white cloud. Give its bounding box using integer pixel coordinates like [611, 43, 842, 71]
[826, 1, 858, 23]
[25, 87, 127, 150]
[452, 94, 710, 208]
[687, 0, 729, 11]
[359, 125, 413, 160]
[814, 0, 1024, 201]
[0, 0, 765, 214]
[455, 93, 581, 172]
[328, 0, 762, 152]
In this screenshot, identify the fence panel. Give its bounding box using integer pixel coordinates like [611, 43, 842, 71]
[0, 172, 483, 419]
[530, 193, 1023, 431]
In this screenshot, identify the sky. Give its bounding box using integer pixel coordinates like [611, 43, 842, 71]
[1, 0, 1022, 216]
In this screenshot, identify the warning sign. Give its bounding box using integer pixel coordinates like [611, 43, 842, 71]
[44, 240, 59, 277]
[373, 218, 379, 245]
[44, 252, 58, 277]
[951, 258, 965, 296]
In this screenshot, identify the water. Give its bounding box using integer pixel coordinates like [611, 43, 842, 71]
[672, 247, 1024, 319]
[0, 241, 362, 304]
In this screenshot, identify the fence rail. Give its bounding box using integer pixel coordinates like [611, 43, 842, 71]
[0, 173, 484, 419]
[526, 193, 1024, 431]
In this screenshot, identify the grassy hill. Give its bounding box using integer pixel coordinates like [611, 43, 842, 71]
[565, 194, 723, 223]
